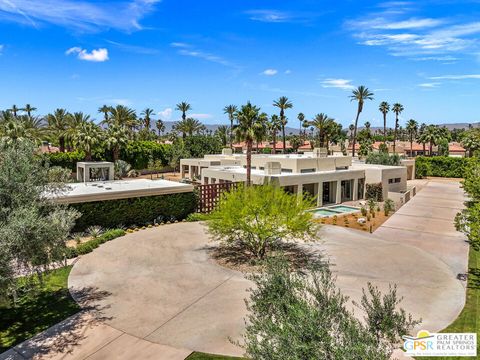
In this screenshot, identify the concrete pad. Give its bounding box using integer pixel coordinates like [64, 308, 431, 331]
[395, 203, 463, 220]
[380, 213, 463, 237]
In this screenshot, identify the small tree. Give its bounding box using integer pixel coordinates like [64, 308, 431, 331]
[206, 185, 318, 260]
[383, 199, 395, 216]
[242, 257, 419, 359]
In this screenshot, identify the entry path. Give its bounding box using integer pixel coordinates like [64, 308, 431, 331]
[1, 179, 468, 360]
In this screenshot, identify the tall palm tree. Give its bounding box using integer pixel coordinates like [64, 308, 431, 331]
[107, 105, 137, 129]
[310, 113, 335, 149]
[67, 112, 91, 151]
[297, 112, 305, 137]
[418, 125, 439, 156]
[234, 102, 266, 185]
[105, 124, 130, 161]
[215, 125, 229, 147]
[23, 104, 37, 118]
[461, 130, 480, 157]
[406, 119, 418, 157]
[141, 108, 155, 130]
[173, 118, 204, 138]
[73, 121, 103, 161]
[391, 103, 404, 153]
[223, 105, 238, 147]
[350, 86, 374, 157]
[273, 96, 293, 153]
[269, 114, 281, 153]
[9, 105, 20, 118]
[176, 102, 191, 121]
[98, 105, 111, 123]
[156, 119, 165, 137]
[378, 101, 390, 144]
[302, 120, 310, 142]
[46, 108, 70, 152]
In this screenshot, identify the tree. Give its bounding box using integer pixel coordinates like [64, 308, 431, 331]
[310, 113, 335, 149]
[379, 101, 390, 144]
[241, 257, 419, 360]
[215, 125, 229, 147]
[23, 104, 37, 118]
[141, 108, 155, 130]
[155, 119, 165, 137]
[46, 108, 70, 152]
[176, 101, 191, 121]
[107, 105, 137, 129]
[66, 112, 90, 151]
[234, 102, 266, 185]
[461, 129, 480, 157]
[98, 105, 111, 123]
[223, 105, 238, 147]
[173, 118, 205, 138]
[290, 135, 303, 153]
[73, 121, 103, 161]
[0, 140, 78, 300]
[419, 125, 439, 156]
[207, 185, 317, 259]
[297, 112, 305, 137]
[391, 103, 404, 153]
[269, 114, 281, 153]
[273, 96, 293, 153]
[350, 86, 374, 157]
[9, 105, 20, 117]
[169, 139, 189, 174]
[406, 119, 418, 157]
[105, 124, 130, 161]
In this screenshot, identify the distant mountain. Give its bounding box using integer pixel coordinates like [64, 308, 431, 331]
[159, 121, 301, 135]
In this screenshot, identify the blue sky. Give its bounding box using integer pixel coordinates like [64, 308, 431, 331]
[1, 0, 480, 127]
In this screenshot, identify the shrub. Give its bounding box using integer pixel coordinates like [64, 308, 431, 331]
[361, 207, 367, 216]
[415, 156, 475, 178]
[206, 185, 318, 260]
[121, 141, 171, 170]
[366, 152, 401, 166]
[70, 192, 197, 231]
[44, 151, 86, 171]
[366, 183, 383, 202]
[383, 199, 395, 216]
[67, 229, 126, 258]
[184, 135, 223, 158]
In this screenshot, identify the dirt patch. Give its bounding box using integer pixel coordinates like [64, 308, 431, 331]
[315, 208, 393, 233]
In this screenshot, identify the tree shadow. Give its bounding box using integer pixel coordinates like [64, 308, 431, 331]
[10, 286, 112, 359]
[204, 241, 325, 273]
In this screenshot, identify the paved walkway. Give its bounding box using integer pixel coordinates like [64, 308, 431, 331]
[1, 179, 468, 360]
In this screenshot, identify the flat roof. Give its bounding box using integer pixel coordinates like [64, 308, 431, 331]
[205, 165, 362, 177]
[51, 179, 194, 204]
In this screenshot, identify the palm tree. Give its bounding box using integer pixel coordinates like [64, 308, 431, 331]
[418, 125, 439, 156]
[173, 118, 205, 138]
[391, 103, 404, 153]
[46, 108, 70, 152]
[9, 105, 21, 118]
[156, 119, 165, 137]
[378, 101, 389, 144]
[215, 125, 229, 147]
[461, 130, 480, 157]
[108, 105, 137, 129]
[176, 102, 191, 121]
[297, 112, 305, 137]
[310, 113, 335, 149]
[406, 119, 418, 157]
[141, 108, 155, 130]
[234, 102, 266, 185]
[302, 120, 310, 142]
[105, 124, 130, 161]
[73, 121, 103, 160]
[269, 115, 281, 153]
[273, 96, 293, 153]
[67, 112, 90, 151]
[98, 105, 111, 123]
[350, 86, 374, 157]
[23, 104, 37, 118]
[223, 105, 238, 147]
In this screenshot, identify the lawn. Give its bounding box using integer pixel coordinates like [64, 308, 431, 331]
[417, 246, 479, 359]
[0, 266, 80, 353]
[186, 352, 245, 360]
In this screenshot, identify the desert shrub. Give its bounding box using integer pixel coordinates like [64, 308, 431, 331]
[366, 152, 401, 166]
[44, 151, 86, 171]
[361, 207, 367, 216]
[206, 185, 318, 260]
[366, 183, 383, 202]
[68, 229, 126, 258]
[415, 156, 475, 178]
[121, 141, 171, 170]
[383, 199, 395, 216]
[70, 192, 197, 231]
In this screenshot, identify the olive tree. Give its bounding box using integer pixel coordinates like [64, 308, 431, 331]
[241, 258, 420, 360]
[0, 140, 79, 301]
[206, 184, 318, 260]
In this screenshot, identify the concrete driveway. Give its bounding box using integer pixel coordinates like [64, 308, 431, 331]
[1, 179, 468, 360]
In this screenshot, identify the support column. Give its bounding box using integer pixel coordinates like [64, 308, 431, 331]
[317, 182, 323, 207]
[353, 178, 358, 201]
[297, 184, 303, 201]
[336, 180, 342, 204]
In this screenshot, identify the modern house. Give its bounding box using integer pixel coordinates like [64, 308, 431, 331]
[180, 149, 411, 206]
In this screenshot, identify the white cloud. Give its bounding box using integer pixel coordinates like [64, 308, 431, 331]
[157, 108, 172, 120]
[285, 69, 291, 74]
[66, 47, 109, 62]
[170, 42, 189, 48]
[372, 18, 443, 30]
[262, 69, 278, 76]
[171, 42, 237, 69]
[321, 78, 355, 90]
[428, 74, 480, 80]
[0, 0, 160, 32]
[105, 98, 132, 106]
[0, 44, 3, 53]
[418, 82, 440, 88]
[190, 113, 212, 120]
[246, 10, 292, 23]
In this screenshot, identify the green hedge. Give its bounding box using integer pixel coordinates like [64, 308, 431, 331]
[66, 229, 126, 258]
[44, 151, 86, 171]
[366, 183, 383, 202]
[70, 192, 197, 231]
[121, 141, 171, 169]
[415, 156, 476, 178]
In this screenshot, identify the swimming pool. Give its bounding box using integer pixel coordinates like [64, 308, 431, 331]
[311, 205, 360, 218]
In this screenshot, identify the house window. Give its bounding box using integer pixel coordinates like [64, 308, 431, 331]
[281, 168, 293, 173]
[300, 168, 315, 173]
[389, 178, 401, 184]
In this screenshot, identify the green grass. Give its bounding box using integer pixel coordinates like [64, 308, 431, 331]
[186, 352, 245, 360]
[416, 247, 479, 359]
[0, 266, 80, 353]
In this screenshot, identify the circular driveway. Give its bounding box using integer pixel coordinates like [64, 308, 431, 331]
[69, 182, 467, 357]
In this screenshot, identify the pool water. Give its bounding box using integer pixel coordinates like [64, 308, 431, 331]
[311, 205, 360, 217]
[314, 209, 341, 216]
[329, 205, 360, 213]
